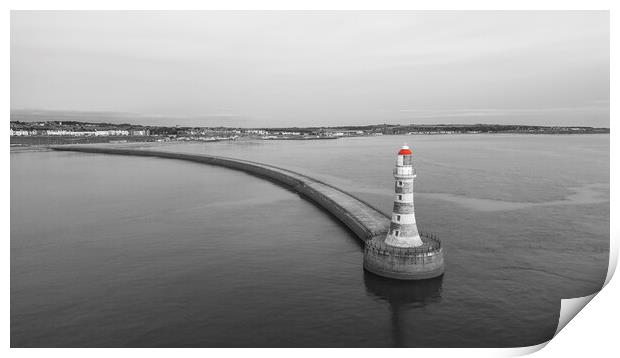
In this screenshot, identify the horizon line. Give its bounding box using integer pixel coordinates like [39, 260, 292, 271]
[10, 108, 610, 129]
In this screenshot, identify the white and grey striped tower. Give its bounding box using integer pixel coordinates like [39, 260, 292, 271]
[384, 144, 423, 248]
[363, 144, 444, 280]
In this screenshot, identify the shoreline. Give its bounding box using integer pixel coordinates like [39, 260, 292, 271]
[10, 131, 610, 153]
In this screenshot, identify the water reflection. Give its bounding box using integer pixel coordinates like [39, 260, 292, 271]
[363, 271, 443, 347]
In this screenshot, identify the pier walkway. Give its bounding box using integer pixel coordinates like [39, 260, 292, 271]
[51, 146, 391, 242]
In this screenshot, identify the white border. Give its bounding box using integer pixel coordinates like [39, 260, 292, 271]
[4, 1, 616, 357]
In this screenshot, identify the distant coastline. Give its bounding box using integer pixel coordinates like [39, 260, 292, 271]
[10, 118, 609, 150]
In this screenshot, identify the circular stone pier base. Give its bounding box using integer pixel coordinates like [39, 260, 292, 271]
[363, 232, 445, 280]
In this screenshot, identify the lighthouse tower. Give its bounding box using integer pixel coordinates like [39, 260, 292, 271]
[363, 144, 444, 280]
[385, 145, 423, 248]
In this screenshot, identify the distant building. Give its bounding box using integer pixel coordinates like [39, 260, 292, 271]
[46, 130, 69, 136]
[110, 130, 129, 136]
[130, 129, 149, 136]
[245, 129, 268, 135]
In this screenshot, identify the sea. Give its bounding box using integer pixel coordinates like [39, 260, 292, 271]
[10, 134, 610, 347]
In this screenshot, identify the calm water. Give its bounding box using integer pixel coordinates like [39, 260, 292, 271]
[11, 134, 609, 347]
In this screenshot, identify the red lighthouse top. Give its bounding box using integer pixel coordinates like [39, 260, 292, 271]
[398, 145, 412, 155]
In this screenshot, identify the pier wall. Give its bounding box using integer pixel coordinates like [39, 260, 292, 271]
[51, 146, 387, 243]
[296, 185, 373, 240]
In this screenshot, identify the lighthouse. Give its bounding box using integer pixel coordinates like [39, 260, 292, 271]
[363, 144, 445, 280]
[385, 145, 423, 248]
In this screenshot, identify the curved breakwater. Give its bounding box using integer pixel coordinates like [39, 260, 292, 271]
[51, 145, 392, 243]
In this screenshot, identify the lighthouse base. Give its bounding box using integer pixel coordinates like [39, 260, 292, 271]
[363, 233, 445, 280]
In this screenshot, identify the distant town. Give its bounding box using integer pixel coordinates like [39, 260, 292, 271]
[10, 120, 610, 147]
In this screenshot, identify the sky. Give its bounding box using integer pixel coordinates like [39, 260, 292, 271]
[10, 11, 610, 128]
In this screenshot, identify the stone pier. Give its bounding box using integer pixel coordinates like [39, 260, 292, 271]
[51, 145, 443, 280]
